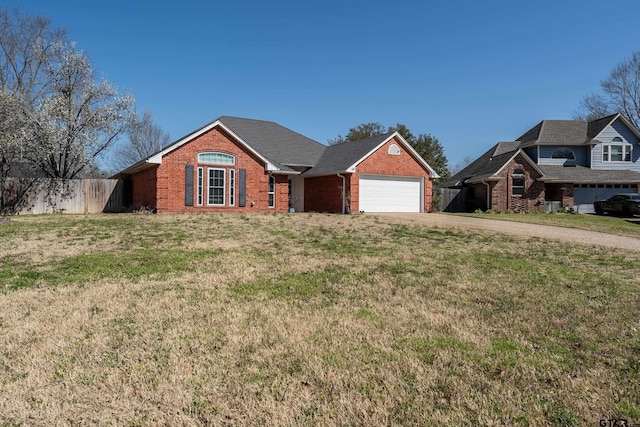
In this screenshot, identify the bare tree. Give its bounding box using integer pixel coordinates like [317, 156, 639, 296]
[112, 110, 171, 171]
[575, 51, 640, 129]
[449, 155, 476, 176]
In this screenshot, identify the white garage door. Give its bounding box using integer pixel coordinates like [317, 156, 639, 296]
[359, 175, 423, 213]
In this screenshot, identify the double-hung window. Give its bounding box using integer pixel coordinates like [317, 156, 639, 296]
[197, 167, 204, 206]
[268, 176, 275, 208]
[229, 169, 235, 206]
[603, 137, 632, 162]
[208, 168, 225, 206]
[512, 169, 525, 196]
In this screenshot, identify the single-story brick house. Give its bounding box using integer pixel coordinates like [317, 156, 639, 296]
[114, 116, 439, 213]
[441, 113, 640, 213]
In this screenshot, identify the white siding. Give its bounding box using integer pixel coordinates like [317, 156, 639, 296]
[289, 176, 304, 212]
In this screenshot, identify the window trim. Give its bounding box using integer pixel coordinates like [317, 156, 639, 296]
[207, 168, 226, 206]
[268, 175, 275, 208]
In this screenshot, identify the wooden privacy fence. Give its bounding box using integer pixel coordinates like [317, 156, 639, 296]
[438, 188, 465, 212]
[0, 178, 125, 215]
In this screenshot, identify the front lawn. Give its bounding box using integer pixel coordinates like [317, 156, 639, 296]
[455, 210, 640, 237]
[0, 213, 638, 425]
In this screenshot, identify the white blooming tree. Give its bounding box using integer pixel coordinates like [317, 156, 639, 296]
[28, 42, 134, 178]
[0, 8, 135, 179]
[0, 91, 35, 177]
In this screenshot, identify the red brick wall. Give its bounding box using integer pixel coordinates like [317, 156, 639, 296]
[130, 166, 158, 208]
[546, 183, 574, 208]
[133, 126, 289, 213]
[352, 136, 434, 213]
[491, 154, 545, 212]
[304, 175, 347, 213]
[303, 136, 434, 213]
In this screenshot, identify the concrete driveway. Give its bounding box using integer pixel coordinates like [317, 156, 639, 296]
[373, 213, 640, 251]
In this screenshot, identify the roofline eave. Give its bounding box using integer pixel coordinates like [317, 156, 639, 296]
[465, 176, 504, 184]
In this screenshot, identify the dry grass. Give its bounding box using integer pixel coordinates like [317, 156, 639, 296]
[0, 212, 639, 426]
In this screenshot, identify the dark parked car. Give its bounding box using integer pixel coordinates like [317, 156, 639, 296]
[594, 193, 640, 216]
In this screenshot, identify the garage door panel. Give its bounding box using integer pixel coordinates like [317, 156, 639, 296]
[574, 187, 631, 213]
[359, 175, 422, 213]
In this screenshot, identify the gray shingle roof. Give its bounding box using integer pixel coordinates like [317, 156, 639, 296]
[517, 120, 590, 147]
[538, 165, 640, 183]
[516, 114, 622, 148]
[218, 116, 326, 172]
[441, 141, 519, 187]
[302, 133, 393, 177]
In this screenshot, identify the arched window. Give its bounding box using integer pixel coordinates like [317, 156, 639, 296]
[612, 137, 623, 142]
[198, 152, 235, 165]
[551, 148, 575, 160]
[388, 144, 401, 155]
[512, 169, 525, 196]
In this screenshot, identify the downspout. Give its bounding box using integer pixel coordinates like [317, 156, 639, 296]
[337, 173, 346, 214]
[481, 180, 491, 211]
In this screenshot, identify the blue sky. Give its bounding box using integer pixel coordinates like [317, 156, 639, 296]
[13, 0, 640, 168]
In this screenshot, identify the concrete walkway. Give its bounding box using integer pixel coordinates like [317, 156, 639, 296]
[373, 213, 640, 251]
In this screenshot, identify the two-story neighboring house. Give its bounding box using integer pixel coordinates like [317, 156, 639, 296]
[442, 113, 640, 212]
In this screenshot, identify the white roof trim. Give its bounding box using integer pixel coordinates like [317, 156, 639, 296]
[148, 119, 277, 171]
[494, 149, 545, 177]
[347, 132, 440, 178]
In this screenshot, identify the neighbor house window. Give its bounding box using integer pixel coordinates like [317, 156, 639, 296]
[388, 144, 401, 155]
[268, 176, 275, 208]
[603, 138, 631, 162]
[512, 169, 525, 196]
[208, 168, 225, 205]
[197, 167, 204, 206]
[551, 148, 575, 159]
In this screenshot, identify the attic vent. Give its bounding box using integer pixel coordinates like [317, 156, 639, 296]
[388, 144, 400, 155]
